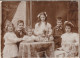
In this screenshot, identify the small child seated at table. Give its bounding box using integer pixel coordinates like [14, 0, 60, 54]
[23, 28, 37, 42]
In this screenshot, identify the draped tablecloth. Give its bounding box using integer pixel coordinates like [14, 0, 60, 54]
[18, 41, 54, 58]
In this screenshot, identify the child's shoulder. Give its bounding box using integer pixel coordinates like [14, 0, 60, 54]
[4, 33, 8, 39]
[31, 35, 36, 37]
[4, 32, 11, 36]
[61, 33, 67, 38]
[23, 35, 28, 40]
[4, 32, 14, 38]
[35, 23, 39, 26]
[46, 22, 51, 27]
[46, 22, 50, 24]
[72, 33, 79, 37]
[72, 32, 78, 35]
[23, 35, 28, 38]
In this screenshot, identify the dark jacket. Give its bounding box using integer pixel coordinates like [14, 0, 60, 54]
[53, 25, 64, 49]
[15, 28, 26, 49]
[15, 29, 26, 38]
[53, 25, 64, 37]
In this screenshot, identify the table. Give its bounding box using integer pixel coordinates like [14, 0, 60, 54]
[18, 41, 54, 58]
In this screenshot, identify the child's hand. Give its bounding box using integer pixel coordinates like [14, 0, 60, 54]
[41, 34, 45, 37]
[44, 38, 48, 42]
[18, 38, 23, 42]
[48, 35, 54, 41]
[57, 47, 63, 50]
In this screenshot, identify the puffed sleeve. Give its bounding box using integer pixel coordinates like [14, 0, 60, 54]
[74, 33, 79, 46]
[8, 34, 22, 43]
[4, 33, 8, 40]
[49, 35, 54, 41]
[34, 23, 43, 35]
[61, 34, 65, 49]
[34, 23, 39, 35]
[47, 23, 52, 36]
[23, 35, 27, 40]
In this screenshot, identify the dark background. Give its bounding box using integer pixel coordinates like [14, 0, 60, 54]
[32, 1, 78, 31]
[1, 1, 78, 53]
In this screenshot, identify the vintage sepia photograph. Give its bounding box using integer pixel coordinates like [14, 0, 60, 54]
[0, 0, 79, 58]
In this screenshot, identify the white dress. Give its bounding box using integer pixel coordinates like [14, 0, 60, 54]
[61, 33, 79, 57]
[54, 33, 79, 57]
[34, 22, 52, 36]
[3, 32, 21, 58]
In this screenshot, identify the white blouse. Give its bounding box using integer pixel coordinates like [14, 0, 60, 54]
[4, 32, 21, 45]
[61, 33, 79, 53]
[34, 22, 52, 36]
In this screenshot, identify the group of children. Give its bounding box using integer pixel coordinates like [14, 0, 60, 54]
[2, 12, 79, 58]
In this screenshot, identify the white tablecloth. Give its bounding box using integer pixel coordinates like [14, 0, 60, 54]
[19, 42, 54, 58]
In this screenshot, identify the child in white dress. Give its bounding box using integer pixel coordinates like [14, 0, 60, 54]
[34, 12, 53, 41]
[34, 12, 54, 57]
[54, 21, 79, 57]
[3, 21, 22, 58]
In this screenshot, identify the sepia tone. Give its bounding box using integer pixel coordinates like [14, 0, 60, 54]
[0, 0, 80, 58]
[0, 1, 2, 58]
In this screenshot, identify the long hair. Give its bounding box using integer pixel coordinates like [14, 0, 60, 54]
[4, 20, 15, 33]
[37, 12, 47, 26]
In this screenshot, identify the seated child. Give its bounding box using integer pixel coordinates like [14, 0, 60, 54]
[3, 21, 22, 58]
[23, 28, 37, 42]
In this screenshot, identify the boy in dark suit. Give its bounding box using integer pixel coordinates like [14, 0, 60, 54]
[15, 20, 26, 49]
[53, 17, 64, 49]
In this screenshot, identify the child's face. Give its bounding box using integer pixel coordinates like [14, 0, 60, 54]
[65, 26, 71, 33]
[40, 15, 46, 22]
[8, 25, 13, 32]
[57, 20, 62, 26]
[18, 23, 24, 30]
[28, 31, 32, 36]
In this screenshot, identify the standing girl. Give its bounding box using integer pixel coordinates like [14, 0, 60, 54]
[34, 12, 53, 41]
[34, 12, 53, 57]
[3, 21, 22, 58]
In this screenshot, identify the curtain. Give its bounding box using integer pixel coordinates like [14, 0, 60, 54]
[12, 1, 26, 29]
[1, 1, 20, 52]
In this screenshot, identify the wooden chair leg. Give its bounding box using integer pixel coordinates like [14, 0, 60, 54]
[43, 51, 48, 58]
[36, 52, 40, 58]
[36, 51, 48, 58]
